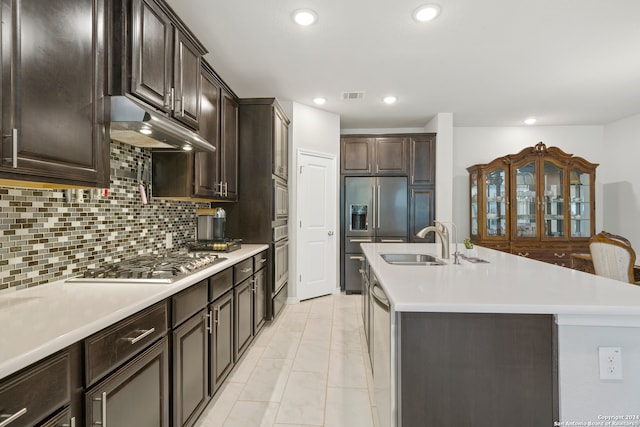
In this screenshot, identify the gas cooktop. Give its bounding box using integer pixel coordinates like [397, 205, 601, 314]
[66, 252, 227, 284]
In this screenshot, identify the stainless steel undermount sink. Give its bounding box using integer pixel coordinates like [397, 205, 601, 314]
[380, 253, 446, 266]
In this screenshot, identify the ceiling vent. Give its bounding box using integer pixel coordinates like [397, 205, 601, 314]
[341, 91, 365, 101]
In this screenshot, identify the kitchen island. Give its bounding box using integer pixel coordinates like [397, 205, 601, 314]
[362, 243, 640, 427]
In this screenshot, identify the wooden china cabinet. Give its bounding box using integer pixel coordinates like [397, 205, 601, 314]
[467, 142, 598, 266]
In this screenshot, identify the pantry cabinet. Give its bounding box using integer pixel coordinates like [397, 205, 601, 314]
[467, 142, 598, 265]
[0, 0, 109, 188]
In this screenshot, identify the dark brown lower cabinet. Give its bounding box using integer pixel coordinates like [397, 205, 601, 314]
[398, 312, 558, 426]
[39, 407, 71, 427]
[210, 289, 234, 393]
[234, 278, 254, 360]
[253, 267, 267, 334]
[173, 309, 209, 427]
[85, 337, 170, 427]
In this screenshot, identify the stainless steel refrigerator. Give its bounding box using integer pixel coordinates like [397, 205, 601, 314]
[343, 176, 408, 293]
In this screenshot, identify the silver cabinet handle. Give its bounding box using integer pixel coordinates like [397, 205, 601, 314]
[240, 267, 252, 273]
[0, 408, 27, 427]
[92, 392, 107, 426]
[259, 258, 267, 264]
[349, 256, 365, 261]
[205, 311, 213, 335]
[349, 238, 372, 243]
[62, 417, 76, 427]
[124, 328, 155, 344]
[214, 306, 220, 325]
[554, 252, 566, 258]
[170, 88, 175, 111]
[224, 182, 228, 197]
[517, 252, 530, 257]
[380, 239, 403, 243]
[181, 96, 185, 117]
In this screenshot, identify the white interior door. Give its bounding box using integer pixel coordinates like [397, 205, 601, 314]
[297, 150, 337, 301]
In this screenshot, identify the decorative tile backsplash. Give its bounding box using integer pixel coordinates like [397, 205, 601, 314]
[0, 142, 209, 290]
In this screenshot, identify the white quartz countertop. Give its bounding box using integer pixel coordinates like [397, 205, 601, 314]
[363, 243, 640, 319]
[0, 244, 268, 380]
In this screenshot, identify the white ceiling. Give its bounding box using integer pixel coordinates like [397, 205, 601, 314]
[166, 0, 640, 129]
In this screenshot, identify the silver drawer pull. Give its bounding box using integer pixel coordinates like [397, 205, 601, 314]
[259, 258, 267, 264]
[92, 391, 107, 426]
[205, 312, 213, 334]
[214, 306, 220, 325]
[380, 239, 403, 243]
[553, 252, 566, 258]
[349, 238, 372, 243]
[0, 408, 27, 427]
[240, 267, 252, 273]
[517, 252, 530, 257]
[124, 328, 155, 344]
[62, 417, 76, 427]
[349, 256, 365, 261]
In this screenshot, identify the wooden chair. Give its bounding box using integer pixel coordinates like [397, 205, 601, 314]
[588, 231, 639, 285]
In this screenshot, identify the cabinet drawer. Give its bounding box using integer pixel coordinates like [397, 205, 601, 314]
[345, 237, 374, 254]
[234, 258, 253, 286]
[254, 251, 268, 272]
[210, 267, 233, 302]
[172, 279, 208, 327]
[85, 302, 168, 386]
[0, 350, 70, 427]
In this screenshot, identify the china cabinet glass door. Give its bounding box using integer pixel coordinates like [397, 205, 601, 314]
[485, 168, 507, 238]
[542, 161, 566, 240]
[513, 161, 537, 238]
[470, 172, 478, 237]
[569, 168, 592, 238]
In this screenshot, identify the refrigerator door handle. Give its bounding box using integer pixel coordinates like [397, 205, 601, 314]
[377, 184, 381, 229]
[372, 186, 376, 230]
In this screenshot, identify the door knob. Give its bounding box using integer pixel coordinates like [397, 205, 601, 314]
[328, 231, 334, 236]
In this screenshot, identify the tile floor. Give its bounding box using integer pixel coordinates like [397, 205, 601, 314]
[195, 293, 379, 427]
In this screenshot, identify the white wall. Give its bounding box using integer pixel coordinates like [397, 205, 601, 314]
[281, 101, 341, 301]
[601, 114, 640, 249]
[558, 324, 640, 421]
[452, 126, 605, 239]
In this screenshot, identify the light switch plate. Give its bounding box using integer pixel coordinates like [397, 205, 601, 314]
[165, 232, 173, 249]
[598, 347, 623, 380]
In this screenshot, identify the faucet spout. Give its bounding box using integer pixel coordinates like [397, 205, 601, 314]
[415, 222, 450, 259]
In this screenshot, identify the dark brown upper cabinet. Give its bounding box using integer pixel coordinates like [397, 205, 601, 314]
[0, 0, 109, 188]
[273, 108, 289, 181]
[341, 137, 374, 174]
[340, 136, 408, 175]
[113, 0, 205, 130]
[220, 89, 239, 200]
[194, 66, 221, 199]
[410, 135, 436, 186]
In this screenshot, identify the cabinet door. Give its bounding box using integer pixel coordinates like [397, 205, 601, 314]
[234, 279, 254, 360]
[541, 159, 567, 241]
[210, 290, 234, 393]
[344, 254, 364, 294]
[194, 70, 220, 199]
[274, 239, 289, 294]
[341, 137, 373, 174]
[568, 165, 595, 239]
[38, 407, 71, 427]
[130, 0, 172, 111]
[482, 161, 509, 241]
[253, 267, 267, 334]
[221, 90, 238, 200]
[273, 109, 288, 180]
[86, 337, 170, 427]
[376, 177, 408, 237]
[173, 310, 208, 427]
[0, 0, 108, 187]
[173, 31, 201, 129]
[410, 136, 435, 185]
[511, 158, 538, 240]
[409, 187, 435, 243]
[375, 137, 408, 174]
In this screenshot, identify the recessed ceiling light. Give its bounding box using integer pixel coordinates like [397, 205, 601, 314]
[524, 118, 537, 125]
[313, 97, 327, 105]
[383, 96, 397, 104]
[413, 4, 441, 22]
[292, 9, 317, 26]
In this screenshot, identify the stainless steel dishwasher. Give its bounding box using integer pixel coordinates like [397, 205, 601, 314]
[371, 273, 391, 427]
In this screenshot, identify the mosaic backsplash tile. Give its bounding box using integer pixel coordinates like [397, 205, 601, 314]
[0, 142, 209, 290]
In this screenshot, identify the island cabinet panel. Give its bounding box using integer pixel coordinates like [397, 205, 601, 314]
[398, 312, 558, 426]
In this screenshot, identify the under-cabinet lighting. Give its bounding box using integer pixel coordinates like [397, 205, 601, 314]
[140, 128, 152, 135]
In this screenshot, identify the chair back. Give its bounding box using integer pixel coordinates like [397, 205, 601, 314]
[589, 231, 636, 283]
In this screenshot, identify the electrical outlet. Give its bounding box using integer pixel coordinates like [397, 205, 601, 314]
[598, 347, 623, 380]
[165, 232, 173, 249]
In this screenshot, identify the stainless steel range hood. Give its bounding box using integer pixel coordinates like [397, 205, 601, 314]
[109, 96, 216, 152]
